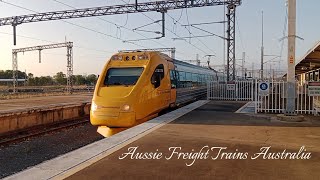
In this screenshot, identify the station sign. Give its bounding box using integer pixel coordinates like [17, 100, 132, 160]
[308, 82, 320, 96]
[227, 81, 236, 91]
[258, 82, 269, 96]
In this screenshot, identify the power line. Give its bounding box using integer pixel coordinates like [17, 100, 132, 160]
[279, 7, 288, 61]
[119, 0, 206, 57]
[187, 21, 227, 26]
[167, 13, 216, 55]
[0, 0, 147, 48]
[0, 31, 114, 54]
[185, 8, 192, 42]
[236, 16, 245, 53]
[136, 9, 209, 55]
[172, 34, 220, 40]
[52, 0, 176, 51]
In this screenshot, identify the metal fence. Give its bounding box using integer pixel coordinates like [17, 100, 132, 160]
[208, 79, 320, 115]
[256, 80, 285, 114]
[256, 80, 319, 115]
[207, 80, 254, 101]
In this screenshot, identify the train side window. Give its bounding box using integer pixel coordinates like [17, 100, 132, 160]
[179, 71, 185, 88]
[179, 71, 185, 81]
[154, 64, 164, 79]
[151, 64, 164, 88]
[192, 73, 198, 87]
[186, 72, 192, 82]
[170, 70, 177, 89]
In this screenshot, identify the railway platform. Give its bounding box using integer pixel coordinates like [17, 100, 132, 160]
[0, 94, 92, 135]
[0, 94, 92, 114]
[5, 100, 320, 180]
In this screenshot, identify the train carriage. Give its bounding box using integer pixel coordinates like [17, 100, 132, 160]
[90, 50, 225, 128]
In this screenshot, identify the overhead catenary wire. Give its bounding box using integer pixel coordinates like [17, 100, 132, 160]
[235, 16, 246, 54]
[0, 31, 114, 54]
[52, 0, 184, 55]
[185, 8, 192, 43]
[51, 0, 196, 59]
[0, 0, 147, 49]
[188, 25, 227, 40]
[279, 7, 288, 63]
[235, 15, 251, 71]
[118, 0, 209, 56]
[173, 8, 184, 33]
[167, 13, 216, 55]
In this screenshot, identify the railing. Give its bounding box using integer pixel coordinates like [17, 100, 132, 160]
[256, 80, 286, 114]
[207, 80, 254, 101]
[256, 80, 319, 115]
[208, 79, 320, 115]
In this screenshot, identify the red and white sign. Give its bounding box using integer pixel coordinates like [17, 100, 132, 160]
[289, 56, 294, 64]
[308, 82, 320, 96]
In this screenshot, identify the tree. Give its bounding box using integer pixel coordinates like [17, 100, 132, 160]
[28, 73, 34, 79]
[54, 72, 67, 85]
[39, 76, 54, 86]
[86, 74, 97, 85]
[74, 75, 86, 85]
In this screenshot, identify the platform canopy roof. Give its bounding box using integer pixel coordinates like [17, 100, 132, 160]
[295, 41, 320, 75]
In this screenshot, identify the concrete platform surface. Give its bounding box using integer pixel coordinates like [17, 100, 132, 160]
[0, 94, 92, 114]
[67, 101, 320, 180]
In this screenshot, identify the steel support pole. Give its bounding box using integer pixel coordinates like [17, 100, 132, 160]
[162, 11, 165, 37]
[66, 45, 73, 94]
[12, 52, 18, 93]
[135, 0, 138, 10]
[226, 4, 236, 81]
[39, 50, 42, 63]
[13, 25, 17, 46]
[286, 0, 296, 114]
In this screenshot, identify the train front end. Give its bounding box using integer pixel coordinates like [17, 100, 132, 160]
[90, 52, 150, 128]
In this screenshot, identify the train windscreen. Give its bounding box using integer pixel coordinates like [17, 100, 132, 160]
[104, 67, 144, 86]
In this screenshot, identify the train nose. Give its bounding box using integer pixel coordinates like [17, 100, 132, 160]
[90, 101, 136, 127]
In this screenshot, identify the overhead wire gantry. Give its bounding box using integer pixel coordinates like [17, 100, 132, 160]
[12, 42, 73, 93]
[0, 0, 241, 81]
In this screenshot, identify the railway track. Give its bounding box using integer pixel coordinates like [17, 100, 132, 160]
[0, 118, 89, 147]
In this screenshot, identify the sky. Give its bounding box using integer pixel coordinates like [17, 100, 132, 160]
[0, 0, 319, 77]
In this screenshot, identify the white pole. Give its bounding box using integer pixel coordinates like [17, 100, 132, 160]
[261, 11, 264, 79]
[223, 5, 226, 76]
[242, 52, 245, 77]
[286, 0, 296, 114]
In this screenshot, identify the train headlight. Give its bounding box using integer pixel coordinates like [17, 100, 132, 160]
[122, 104, 130, 111]
[138, 54, 148, 60]
[111, 55, 123, 61]
[91, 102, 98, 111]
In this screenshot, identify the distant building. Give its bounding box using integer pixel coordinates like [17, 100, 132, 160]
[0, 79, 26, 86]
[0, 79, 26, 82]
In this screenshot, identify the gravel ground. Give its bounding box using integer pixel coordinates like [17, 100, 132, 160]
[0, 122, 103, 179]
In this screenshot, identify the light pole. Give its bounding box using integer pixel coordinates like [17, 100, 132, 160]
[261, 11, 264, 79]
